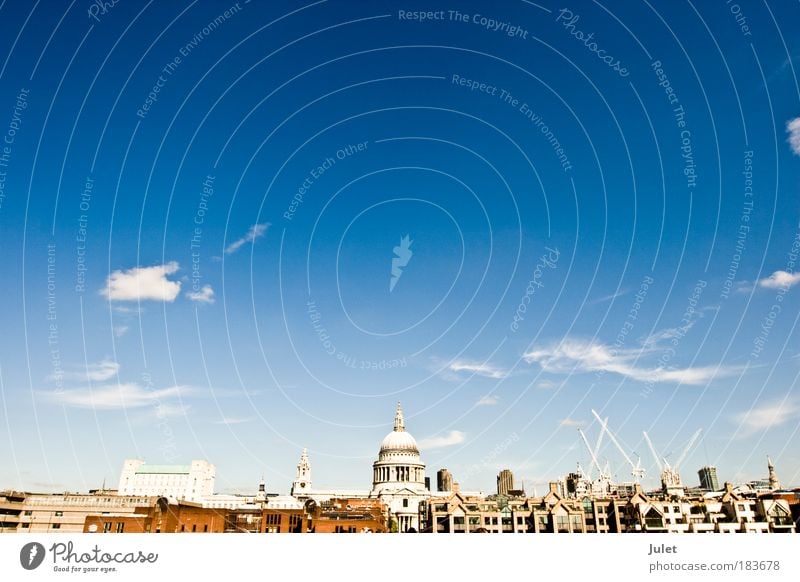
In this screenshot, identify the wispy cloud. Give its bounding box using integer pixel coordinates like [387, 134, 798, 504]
[112, 305, 144, 316]
[49, 359, 120, 383]
[446, 359, 507, 380]
[590, 289, 628, 304]
[787, 117, 800, 156]
[535, 379, 561, 390]
[476, 395, 498, 406]
[44, 383, 193, 410]
[559, 418, 586, 428]
[523, 338, 735, 385]
[757, 270, 800, 290]
[101, 262, 181, 302]
[734, 399, 800, 436]
[419, 430, 466, 449]
[113, 325, 129, 338]
[186, 284, 215, 304]
[212, 416, 252, 425]
[225, 223, 270, 254]
[154, 403, 191, 418]
[642, 321, 695, 346]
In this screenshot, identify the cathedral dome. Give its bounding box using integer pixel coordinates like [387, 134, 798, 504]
[372, 402, 427, 497]
[378, 402, 420, 455]
[380, 429, 419, 454]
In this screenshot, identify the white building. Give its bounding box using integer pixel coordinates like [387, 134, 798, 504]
[288, 402, 431, 532]
[369, 402, 429, 532]
[117, 459, 215, 502]
[290, 449, 312, 497]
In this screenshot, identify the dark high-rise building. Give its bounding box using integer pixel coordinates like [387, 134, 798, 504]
[437, 469, 453, 492]
[698, 466, 719, 491]
[497, 469, 514, 496]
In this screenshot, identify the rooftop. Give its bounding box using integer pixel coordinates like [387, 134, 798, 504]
[134, 465, 191, 475]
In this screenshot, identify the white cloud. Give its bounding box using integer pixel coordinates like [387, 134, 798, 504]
[113, 326, 129, 338]
[535, 379, 561, 390]
[186, 284, 215, 304]
[559, 418, 586, 428]
[643, 321, 695, 346]
[590, 289, 629, 304]
[49, 359, 120, 383]
[476, 395, 498, 406]
[112, 305, 144, 315]
[101, 262, 181, 302]
[154, 403, 191, 418]
[447, 360, 507, 380]
[45, 383, 192, 410]
[523, 338, 734, 385]
[419, 430, 466, 450]
[225, 223, 270, 254]
[212, 416, 252, 425]
[83, 360, 120, 382]
[787, 117, 800, 155]
[757, 270, 800, 290]
[734, 399, 800, 436]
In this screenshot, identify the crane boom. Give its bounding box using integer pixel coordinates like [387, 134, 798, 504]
[591, 410, 636, 468]
[643, 431, 664, 471]
[591, 409, 645, 482]
[594, 416, 607, 458]
[578, 428, 603, 477]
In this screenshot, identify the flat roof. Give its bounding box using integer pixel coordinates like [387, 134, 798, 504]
[134, 465, 191, 475]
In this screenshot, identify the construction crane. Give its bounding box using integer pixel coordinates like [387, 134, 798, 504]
[578, 428, 604, 480]
[643, 429, 702, 495]
[591, 410, 645, 483]
[643, 431, 665, 472]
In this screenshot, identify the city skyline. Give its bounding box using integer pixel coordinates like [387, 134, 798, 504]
[2, 401, 793, 497]
[0, 0, 799, 499]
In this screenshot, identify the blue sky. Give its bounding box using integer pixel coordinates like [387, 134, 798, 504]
[0, 0, 799, 495]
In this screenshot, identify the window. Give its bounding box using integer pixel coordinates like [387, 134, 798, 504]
[116, 523, 124, 533]
[51, 524, 60, 530]
[644, 509, 664, 529]
[453, 516, 465, 525]
[103, 522, 112, 533]
[557, 516, 569, 531]
[23, 510, 32, 516]
[770, 506, 793, 526]
[54, 511, 63, 517]
[403, 499, 408, 508]
[192, 524, 197, 532]
[204, 524, 208, 532]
